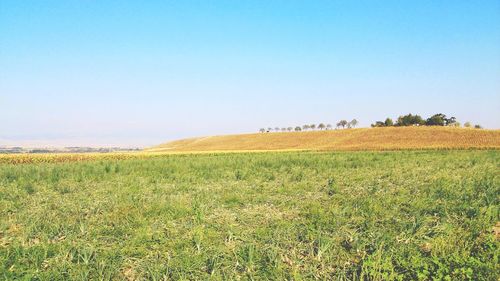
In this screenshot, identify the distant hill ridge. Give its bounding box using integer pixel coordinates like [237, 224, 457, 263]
[149, 127, 500, 152]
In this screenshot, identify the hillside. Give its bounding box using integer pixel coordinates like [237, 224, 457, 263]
[149, 127, 500, 152]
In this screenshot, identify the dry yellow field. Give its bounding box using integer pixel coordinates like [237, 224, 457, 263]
[149, 127, 500, 152]
[0, 152, 142, 165]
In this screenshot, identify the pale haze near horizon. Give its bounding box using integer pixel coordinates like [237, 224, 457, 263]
[1, 1, 499, 148]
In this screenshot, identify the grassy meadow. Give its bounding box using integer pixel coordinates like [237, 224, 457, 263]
[1, 150, 499, 280]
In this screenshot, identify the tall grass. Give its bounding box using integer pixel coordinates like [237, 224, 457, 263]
[1, 151, 499, 280]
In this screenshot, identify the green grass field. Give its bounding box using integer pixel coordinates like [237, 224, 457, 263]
[1, 151, 499, 280]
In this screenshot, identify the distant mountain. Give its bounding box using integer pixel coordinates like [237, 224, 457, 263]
[0, 146, 141, 154]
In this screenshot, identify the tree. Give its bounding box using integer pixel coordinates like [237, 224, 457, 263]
[281, 128, 287, 132]
[426, 113, 446, 126]
[337, 120, 348, 129]
[310, 124, 316, 130]
[464, 122, 472, 128]
[326, 124, 333, 130]
[384, 118, 394, 126]
[295, 126, 302, 131]
[341, 120, 348, 128]
[426, 114, 458, 126]
[318, 123, 326, 130]
[396, 114, 425, 126]
[275, 127, 280, 132]
[259, 128, 266, 133]
[371, 121, 385, 127]
[445, 116, 457, 126]
[474, 124, 482, 129]
[349, 119, 358, 128]
[267, 127, 273, 132]
[287, 127, 293, 132]
[302, 125, 310, 131]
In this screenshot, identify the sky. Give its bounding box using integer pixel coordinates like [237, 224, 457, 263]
[1, 0, 499, 147]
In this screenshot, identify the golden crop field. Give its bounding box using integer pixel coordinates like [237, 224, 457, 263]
[149, 127, 500, 152]
[0, 152, 146, 165]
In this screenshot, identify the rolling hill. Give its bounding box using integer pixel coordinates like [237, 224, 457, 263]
[149, 127, 500, 152]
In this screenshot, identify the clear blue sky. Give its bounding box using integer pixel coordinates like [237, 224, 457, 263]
[1, 1, 499, 147]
